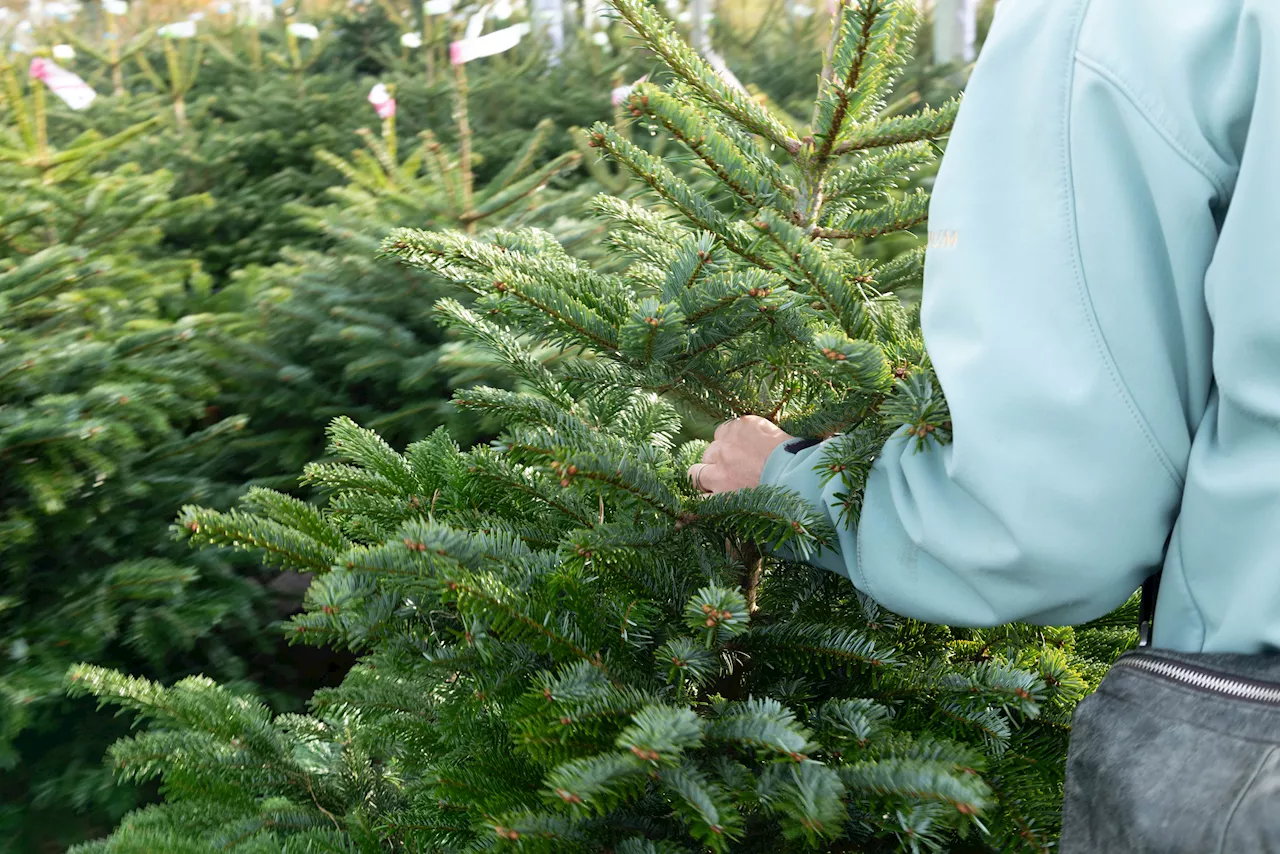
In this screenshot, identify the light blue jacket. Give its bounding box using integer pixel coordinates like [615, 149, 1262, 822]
[761, 0, 1280, 654]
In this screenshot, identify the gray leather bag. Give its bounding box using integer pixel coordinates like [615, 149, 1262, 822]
[1060, 577, 1280, 853]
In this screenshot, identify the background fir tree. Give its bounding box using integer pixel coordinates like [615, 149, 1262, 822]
[166, 66, 589, 673]
[51, 14, 384, 282]
[53, 9, 155, 97]
[202, 68, 586, 492]
[321, 1, 407, 76]
[70, 1, 1139, 852]
[132, 24, 205, 129]
[50, 12, 633, 283]
[2, 15, 619, 850]
[0, 58, 274, 851]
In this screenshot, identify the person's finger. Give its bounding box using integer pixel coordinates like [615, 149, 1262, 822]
[701, 442, 725, 464]
[687, 463, 706, 491]
[713, 418, 736, 440]
[696, 463, 729, 494]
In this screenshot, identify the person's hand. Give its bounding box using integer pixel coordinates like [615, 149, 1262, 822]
[688, 415, 794, 494]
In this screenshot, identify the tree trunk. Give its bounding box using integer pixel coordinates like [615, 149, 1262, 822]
[689, 0, 709, 55]
[931, 0, 978, 65]
[532, 0, 565, 65]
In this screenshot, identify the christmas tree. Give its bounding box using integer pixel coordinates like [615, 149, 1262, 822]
[0, 57, 275, 850]
[204, 68, 586, 490]
[70, 2, 1135, 851]
[2, 18, 621, 849]
[57, 15, 379, 283]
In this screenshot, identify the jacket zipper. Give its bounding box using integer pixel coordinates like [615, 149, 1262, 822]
[1114, 654, 1280, 706]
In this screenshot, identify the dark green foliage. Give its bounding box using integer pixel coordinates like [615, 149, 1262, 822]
[153, 75, 389, 281]
[72, 2, 1133, 852]
[0, 59, 275, 851]
[322, 3, 407, 76]
[52, 14, 627, 283]
[197, 70, 589, 491]
[5, 7, 632, 853]
[47, 20, 383, 280]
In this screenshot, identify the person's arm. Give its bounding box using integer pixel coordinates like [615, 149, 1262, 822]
[761, 0, 1229, 626]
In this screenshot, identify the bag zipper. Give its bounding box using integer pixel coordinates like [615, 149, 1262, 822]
[1115, 654, 1280, 706]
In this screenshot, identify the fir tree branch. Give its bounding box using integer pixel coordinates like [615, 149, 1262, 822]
[422, 130, 465, 214]
[605, 0, 800, 152]
[682, 369, 756, 415]
[465, 451, 598, 528]
[754, 210, 870, 342]
[481, 117, 553, 196]
[305, 775, 343, 831]
[811, 0, 879, 170]
[833, 98, 960, 154]
[814, 188, 930, 240]
[627, 85, 781, 210]
[461, 151, 581, 225]
[586, 125, 772, 269]
[445, 575, 609, 675]
[175, 506, 341, 573]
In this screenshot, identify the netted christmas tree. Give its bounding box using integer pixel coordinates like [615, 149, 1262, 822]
[69, 2, 1136, 851]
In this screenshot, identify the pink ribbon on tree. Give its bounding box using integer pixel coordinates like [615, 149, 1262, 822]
[29, 57, 96, 110]
[610, 74, 649, 107]
[367, 83, 396, 118]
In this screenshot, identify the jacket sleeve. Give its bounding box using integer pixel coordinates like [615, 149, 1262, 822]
[761, 0, 1226, 626]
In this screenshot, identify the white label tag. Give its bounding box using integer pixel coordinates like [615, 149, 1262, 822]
[287, 21, 319, 39]
[400, 30, 422, 47]
[158, 20, 197, 37]
[367, 82, 395, 117]
[102, 0, 128, 15]
[29, 57, 95, 110]
[463, 5, 489, 40]
[450, 21, 528, 64]
[52, 43, 75, 59]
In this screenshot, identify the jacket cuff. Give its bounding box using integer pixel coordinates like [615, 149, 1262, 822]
[760, 437, 823, 487]
[758, 437, 851, 576]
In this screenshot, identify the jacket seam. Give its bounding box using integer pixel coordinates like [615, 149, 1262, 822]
[853, 444, 884, 600]
[1172, 524, 1207, 651]
[1064, 38, 1185, 488]
[1217, 746, 1277, 854]
[1074, 50, 1230, 200]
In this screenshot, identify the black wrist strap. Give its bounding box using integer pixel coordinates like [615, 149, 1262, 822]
[781, 437, 822, 454]
[1136, 531, 1174, 649]
[1137, 571, 1161, 648]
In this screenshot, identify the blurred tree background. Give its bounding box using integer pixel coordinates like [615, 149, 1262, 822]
[0, 0, 997, 850]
